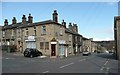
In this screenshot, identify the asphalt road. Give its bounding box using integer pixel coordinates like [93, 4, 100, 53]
[2, 51, 119, 74]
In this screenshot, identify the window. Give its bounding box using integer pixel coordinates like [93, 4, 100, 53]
[80, 37, 81, 42]
[2, 30, 5, 37]
[34, 30, 36, 36]
[69, 35, 72, 42]
[18, 29, 21, 38]
[69, 46, 72, 54]
[25, 28, 29, 36]
[45, 42, 49, 50]
[34, 27, 36, 36]
[41, 26, 46, 35]
[60, 27, 63, 36]
[75, 36, 77, 42]
[40, 42, 44, 49]
[12, 29, 14, 36]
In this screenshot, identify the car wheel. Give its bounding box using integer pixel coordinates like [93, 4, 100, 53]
[30, 54, 33, 58]
[24, 52, 28, 57]
[39, 53, 42, 56]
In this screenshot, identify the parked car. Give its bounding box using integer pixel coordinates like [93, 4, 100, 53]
[24, 48, 43, 58]
[108, 50, 113, 53]
[97, 50, 103, 53]
[105, 50, 109, 54]
[94, 50, 97, 53]
[82, 51, 91, 56]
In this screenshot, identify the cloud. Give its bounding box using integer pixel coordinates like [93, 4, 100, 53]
[92, 27, 114, 41]
[93, 37, 114, 41]
[93, 27, 113, 35]
[0, 24, 3, 26]
[106, 2, 118, 5]
[105, 28, 114, 35]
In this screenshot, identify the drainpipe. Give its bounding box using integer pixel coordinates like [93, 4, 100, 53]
[65, 46, 67, 57]
[76, 44, 77, 54]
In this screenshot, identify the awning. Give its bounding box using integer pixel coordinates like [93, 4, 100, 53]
[25, 39, 36, 42]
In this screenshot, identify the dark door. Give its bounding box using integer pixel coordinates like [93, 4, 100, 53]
[51, 44, 56, 56]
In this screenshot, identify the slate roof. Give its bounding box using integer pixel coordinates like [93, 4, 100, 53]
[2, 19, 82, 37]
[2, 20, 61, 30]
[82, 37, 89, 40]
[65, 28, 82, 37]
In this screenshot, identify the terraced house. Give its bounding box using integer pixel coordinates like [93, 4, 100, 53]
[2, 10, 84, 57]
[114, 16, 120, 60]
[0, 26, 2, 49]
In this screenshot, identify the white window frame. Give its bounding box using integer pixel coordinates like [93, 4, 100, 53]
[60, 27, 63, 36]
[2, 30, 5, 37]
[25, 28, 28, 36]
[34, 27, 36, 36]
[41, 26, 46, 35]
[69, 35, 72, 41]
[18, 29, 21, 38]
[11, 29, 14, 36]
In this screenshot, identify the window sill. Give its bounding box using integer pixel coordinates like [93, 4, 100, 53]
[41, 34, 46, 36]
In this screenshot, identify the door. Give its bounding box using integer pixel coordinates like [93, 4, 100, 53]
[51, 44, 56, 56]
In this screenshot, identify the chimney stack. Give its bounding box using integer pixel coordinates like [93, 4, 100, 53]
[22, 15, 26, 23]
[62, 20, 66, 28]
[73, 24, 78, 32]
[28, 13, 33, 23]
[53, 10, 58, 23]
[69, 23, 72, 31]
[4, 19, 8, 26]
[12, 17, 17, 24]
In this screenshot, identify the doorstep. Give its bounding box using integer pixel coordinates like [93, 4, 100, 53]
[50, 56, 57, 58]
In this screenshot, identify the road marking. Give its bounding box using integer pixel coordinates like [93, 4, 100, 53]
[13, 54, 23, 56]
[79, 59, 86, 62]
[60, 62, 74, 68]
[105, 67, 110, 73]
[5, 58, 14, 59]
[104, 60, 109, 66]
[100, 59, 109, 73]
[42, 71, 49, 73]
[6, 58, 9, 59]
[100, 66, 104, 71]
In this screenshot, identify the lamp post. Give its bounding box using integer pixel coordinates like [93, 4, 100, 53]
[7, 41, 10, 53]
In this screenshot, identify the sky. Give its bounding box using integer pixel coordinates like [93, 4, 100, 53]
[0, 2, 118, 41]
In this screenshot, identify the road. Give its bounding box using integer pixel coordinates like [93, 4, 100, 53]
[2, 51, 119, 74]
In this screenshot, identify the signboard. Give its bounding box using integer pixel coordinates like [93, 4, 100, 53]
[51, 42, 57, 44]
[25, 36, 35, 41]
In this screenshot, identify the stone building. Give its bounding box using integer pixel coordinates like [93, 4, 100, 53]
[114, 16, 120, 60]
[65, 23, 82, 55]
[91, 41, 98, 52]
[0, 26, 2, 49]
[2, 10, 83, 57]
[82, 37, 92, 52]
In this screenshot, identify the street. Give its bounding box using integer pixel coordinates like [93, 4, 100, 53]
[2, 52, 119, 74]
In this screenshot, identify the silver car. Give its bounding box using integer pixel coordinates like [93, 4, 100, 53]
[82, 51, 91, 56]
